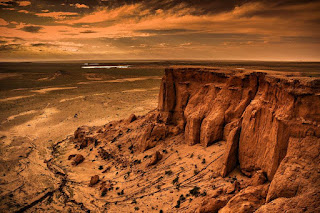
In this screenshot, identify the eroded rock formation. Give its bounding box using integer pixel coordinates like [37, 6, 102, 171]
[160, 70, 315, 166]
[156, 68, 320, 211]
[14, 67, 318, 212]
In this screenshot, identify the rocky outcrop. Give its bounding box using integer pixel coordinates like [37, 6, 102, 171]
[220, 184, 269, 213]
[157, 68, 320, 180]
[155, 67, 320, 212]
[69, 67, 319, 212]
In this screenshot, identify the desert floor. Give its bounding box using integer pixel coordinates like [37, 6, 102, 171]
[0, 63, 162, 211]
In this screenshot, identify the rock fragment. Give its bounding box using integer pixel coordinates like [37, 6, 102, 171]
[72, 154, 84, 165]
[89, 175, 99, 186]
[127, 114, 137, 123]
[147, 151, 163, 167]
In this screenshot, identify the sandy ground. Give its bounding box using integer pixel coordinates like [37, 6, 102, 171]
[0, 76, 161, 212]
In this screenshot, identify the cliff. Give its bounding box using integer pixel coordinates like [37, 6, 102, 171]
[20, 67, 319, 212]
[158, 68, 319, 178]
[156, 67, 320, 211]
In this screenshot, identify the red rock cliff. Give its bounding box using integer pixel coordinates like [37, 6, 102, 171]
[68, 67, 319, 212]
[158, 68, 320, 181]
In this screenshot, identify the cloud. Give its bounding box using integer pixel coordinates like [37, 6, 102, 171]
[0, 0, 320, 61]
[31, 43, 47, 47]
[80, 30, 97, 33]
[59, 4, 142, 24]
[35, 12, 79, 20]
[75, 3, 89, 9]
[0, 43, 21, 51]
[21, 25, 42, 33]
[18, 10, 29, 13]
[18, 1, 31, 7]
[0, 18, 9, 26]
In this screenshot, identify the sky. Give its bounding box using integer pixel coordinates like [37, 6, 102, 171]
[0, 0, 320, 61]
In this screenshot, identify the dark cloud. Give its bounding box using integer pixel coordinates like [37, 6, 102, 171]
[80, 30, 97, 33]
[31, 43, 47, 46]
[0, 0, 319, 60]
[21, 25, 42, 33]
[136, 29, 196, 35]
[0, 44, 21, 51]
[98, 33, 264, 49]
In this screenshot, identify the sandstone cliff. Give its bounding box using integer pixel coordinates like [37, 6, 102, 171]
[157, 67, 320, 212]
[16, 67, 319, 212]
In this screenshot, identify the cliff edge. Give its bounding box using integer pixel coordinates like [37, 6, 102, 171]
[16, 67, 320, 212]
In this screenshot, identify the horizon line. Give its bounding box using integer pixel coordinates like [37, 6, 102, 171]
[1, 59, 320, 63]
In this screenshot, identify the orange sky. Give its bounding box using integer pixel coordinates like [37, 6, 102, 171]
[0, 0, 320, 61]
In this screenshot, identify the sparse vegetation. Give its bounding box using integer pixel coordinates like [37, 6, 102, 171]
[165, 170, 173, 175]
[202, 158, 206, 164]
[174, 200, 180, 208]
[189, 186, 201, 197]
[133, 159, 141, 165]
[172, 176, 179, 185]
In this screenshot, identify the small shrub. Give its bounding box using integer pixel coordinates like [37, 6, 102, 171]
[202, 158, 206, 164]
[200, 191, 207, 196]
[165, 170, 173, 175]
[179, 194, 186, 202]
[172, 176, 179, 185]
[175, 200, 180, 208]
[189, 186, 200, 197]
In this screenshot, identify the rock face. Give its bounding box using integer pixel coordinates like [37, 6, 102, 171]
[155, 68, 320, 211]
[158, 68, 320, 179]
[67, 67, 319, 212]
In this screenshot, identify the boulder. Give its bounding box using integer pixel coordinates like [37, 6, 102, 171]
[89, 175, 99, 186]
[147, 151, 163, 167]
[249, 170, 267, 186]
[127, 114, 137, 123]
[72, 154, 84, 165]
[219, 184, 269, 213]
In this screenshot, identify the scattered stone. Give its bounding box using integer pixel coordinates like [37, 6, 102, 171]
[72, 154, 84, 165]
[89, 175, 99, 186]
[147, 151, 163, 167]
[68, 154, 76, 160]
[127, 114, 137, 123]
[197, 197, 230, 213]
[80, 140, 88, 149]
[250, 170, 267, 186]
[225, 181, 240, 194]
[99, 148, 113, 160]
[165, 170, 173, 175]
[101, 187, 108, 197]
[102, 166, 111, 173]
